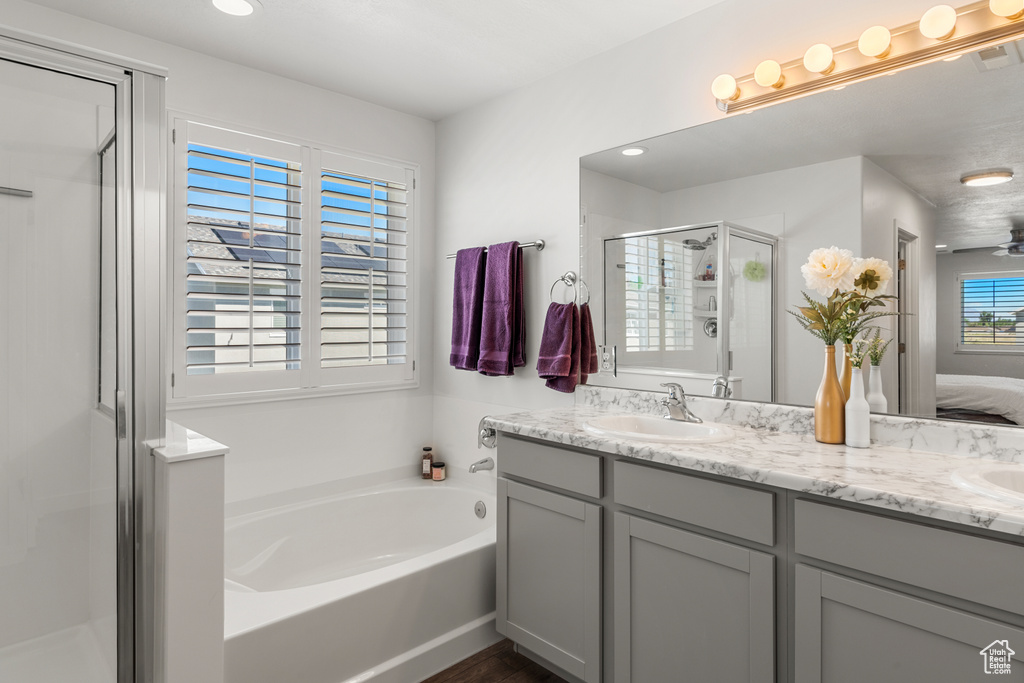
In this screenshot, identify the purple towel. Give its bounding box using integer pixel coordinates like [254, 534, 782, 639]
[538, 302, 580, 393]
[580, 302, 598, 385]
[450, 247, 487, 370]
[478, 241, 525, 376]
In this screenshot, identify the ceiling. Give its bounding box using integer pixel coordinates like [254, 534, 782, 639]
[581, 40, 1024, 251]
[23, 0, 725, 120]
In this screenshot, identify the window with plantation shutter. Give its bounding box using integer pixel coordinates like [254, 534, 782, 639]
[173, 120, 417, 400]
[320, 151, 409, 377]
[185, 142, 303, 376]
[958, 271, 1024, 352]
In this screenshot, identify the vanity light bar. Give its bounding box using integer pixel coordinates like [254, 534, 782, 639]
[714, 0, 1024, 114]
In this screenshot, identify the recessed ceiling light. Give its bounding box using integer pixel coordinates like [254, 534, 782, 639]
[960, 171, 1014, 187]
[213, 0, 257, 16]
[621, 147, 647, 156]
[936, 244, 948, 248]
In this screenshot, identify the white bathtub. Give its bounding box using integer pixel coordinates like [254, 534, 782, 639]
[224, 478, 498, 683]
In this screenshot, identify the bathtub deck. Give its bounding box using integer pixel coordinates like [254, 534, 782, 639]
[423, 639, 568, 683]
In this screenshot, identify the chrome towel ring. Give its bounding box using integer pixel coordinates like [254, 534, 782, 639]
[549, 271, 591, 305]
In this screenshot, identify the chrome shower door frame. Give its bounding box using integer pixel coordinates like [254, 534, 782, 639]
[0, 27, 167, 683]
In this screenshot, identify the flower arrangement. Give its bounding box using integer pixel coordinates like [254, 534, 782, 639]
[789, 246, 897, 345]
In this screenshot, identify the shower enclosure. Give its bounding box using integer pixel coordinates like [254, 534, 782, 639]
[0, 31, 165, 682]
[603, 221, 778, 401]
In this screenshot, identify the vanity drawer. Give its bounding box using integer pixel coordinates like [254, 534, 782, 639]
[498, 435, 602, 499]
[613, 460, 775, 545]
[794, 499, 1024, 615]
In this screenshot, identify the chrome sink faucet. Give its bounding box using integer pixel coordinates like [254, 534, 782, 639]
[469, 457, 494, 473]
[660, 382, 702, 423]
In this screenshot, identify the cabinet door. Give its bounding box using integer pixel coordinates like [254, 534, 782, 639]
[613, 513, 775, 683]
[497, 478, 602, 683]
[795, 565, 1024, 683]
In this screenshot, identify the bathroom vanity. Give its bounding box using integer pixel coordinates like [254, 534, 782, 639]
[486, 394, 1024, 683]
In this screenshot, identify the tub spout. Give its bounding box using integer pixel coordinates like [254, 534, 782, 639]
[469, 457, 494, 473]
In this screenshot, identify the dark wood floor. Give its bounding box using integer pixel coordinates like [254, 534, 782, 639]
[422, 639, 568, 683]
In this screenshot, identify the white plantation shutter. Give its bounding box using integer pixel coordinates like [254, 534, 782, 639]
[173, 120, 416, 399]
[623, 234, 694, 354]
[319, 151, 412, 383]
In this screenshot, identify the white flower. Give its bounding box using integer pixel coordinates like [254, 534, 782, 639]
[850, 257, 893, 296]
[800, 246, 855, 296]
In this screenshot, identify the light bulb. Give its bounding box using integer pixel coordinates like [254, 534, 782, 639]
[990, 0, 1024, 19]
[754, 60, 785, 88]
[858, 26, 892, 58]
[920, 5, 957, 40]
[803, 44, 835, 74]
[711, 74, 740, 101]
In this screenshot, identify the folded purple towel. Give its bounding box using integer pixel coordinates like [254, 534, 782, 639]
[478, 241, 524, 376]
[538, 302, 580, 393]
[450, 247, 487, 370]
[580, 302, 598, 385]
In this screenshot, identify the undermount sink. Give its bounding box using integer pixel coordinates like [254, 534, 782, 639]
[582, 414, 734, 444]
[952, 462, 1024, 506]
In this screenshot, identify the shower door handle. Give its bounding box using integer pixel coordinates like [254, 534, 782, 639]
[116, 390, 127, 441]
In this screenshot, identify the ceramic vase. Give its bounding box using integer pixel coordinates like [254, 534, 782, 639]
[814, 345, 846, 444]
[866, 364, 888, 413]
[838, 343, 853, 400]
[844, 367, 870, 448]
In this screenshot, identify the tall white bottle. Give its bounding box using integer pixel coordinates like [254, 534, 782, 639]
[866, 364, 888, 414]
[845, 366, 870, 448]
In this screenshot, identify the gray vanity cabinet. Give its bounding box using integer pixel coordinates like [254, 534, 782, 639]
[496, 437, 603, 683]
[794, 565, 1024, 683]
[613, 513, 775, 683]
[793, 499, 1024, 683]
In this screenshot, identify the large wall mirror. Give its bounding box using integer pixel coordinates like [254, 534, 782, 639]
[580, 39, 1024, 428]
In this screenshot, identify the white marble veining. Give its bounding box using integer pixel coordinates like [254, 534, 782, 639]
[485, 389, 1024, 536]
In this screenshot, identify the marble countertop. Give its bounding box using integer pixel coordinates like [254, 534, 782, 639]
[484, 403, 1024, 537]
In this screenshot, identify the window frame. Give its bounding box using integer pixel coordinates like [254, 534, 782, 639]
[169, 116, 418, 405]
[954, 269, 1024, 356]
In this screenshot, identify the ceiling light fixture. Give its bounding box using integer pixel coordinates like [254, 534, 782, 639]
[213, 0, 257, 16]
[712, 0, 1024, 114]
[936, 244, 949, 248]
[621, 146, 648, 156]
[960, 170, 1014, 186]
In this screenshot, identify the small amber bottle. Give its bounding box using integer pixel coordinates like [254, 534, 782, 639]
[421, 447, 434, 479]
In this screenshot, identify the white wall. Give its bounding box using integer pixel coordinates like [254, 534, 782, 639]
[433, 0, 941, 444]
[861, 158, 937, 415]
[0, 0, 437, 503]
[936, 251, 1024, 380]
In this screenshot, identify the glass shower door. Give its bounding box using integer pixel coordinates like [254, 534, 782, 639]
[0, 57, 119, 682]
[720, 224, 777, 403]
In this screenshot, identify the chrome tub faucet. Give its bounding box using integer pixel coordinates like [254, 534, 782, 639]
[660, 382, 702, 423]
[469, 457, 495, 473]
